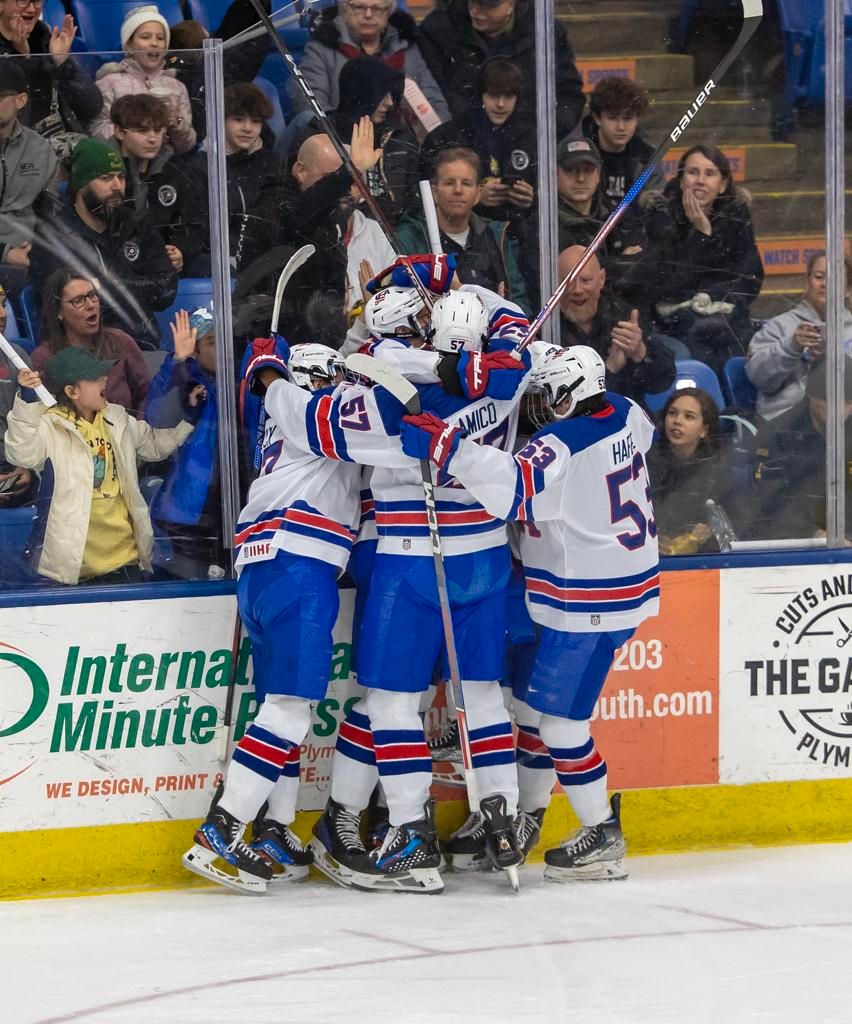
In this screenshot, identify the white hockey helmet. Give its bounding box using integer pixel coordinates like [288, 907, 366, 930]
[364, 286, 426, 339]
[427, 291, 489, 354]
[289, 343, 346, 391]
[527, 345, 606, 424]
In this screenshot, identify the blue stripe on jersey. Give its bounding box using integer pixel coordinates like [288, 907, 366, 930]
[304, 392, 353, 461]
[525, 564, 660, 589]
[529, 588, 660, 615]
[377, 521, 501, 538]
[508, 455, 547, 522]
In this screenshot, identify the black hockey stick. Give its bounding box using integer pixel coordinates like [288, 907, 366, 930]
[346, 352, 521, 893]
[517, 0, 764, 352]
[246, 0, 435, 318]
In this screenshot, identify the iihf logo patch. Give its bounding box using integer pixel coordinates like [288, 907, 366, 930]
[158, 185, 177, 207]
[510, 149, 530, 171]
[591, 614, 601, 626]
[123, 240, 140, 262]
[403, 539, 411, 550]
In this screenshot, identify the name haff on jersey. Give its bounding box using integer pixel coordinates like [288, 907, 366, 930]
[233, 405, 361, 574]
[449, 392, 660, 632]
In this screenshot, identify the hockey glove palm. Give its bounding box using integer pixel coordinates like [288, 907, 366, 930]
[458, 349, 527, 400]
[244, 334, 291, 396]
[401, 413, 464, 471]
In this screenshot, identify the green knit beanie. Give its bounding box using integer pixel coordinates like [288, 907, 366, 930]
[70, 138, 126, 191]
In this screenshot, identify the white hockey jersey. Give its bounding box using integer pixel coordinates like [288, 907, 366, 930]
[447, 393, 660, 632]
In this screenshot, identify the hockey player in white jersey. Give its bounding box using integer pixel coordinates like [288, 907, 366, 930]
[400, 346, 660, 881]
[182, 341, 358, 895]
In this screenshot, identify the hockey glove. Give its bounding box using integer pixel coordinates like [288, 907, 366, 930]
[401, 412, 464, 471]
[458, 349, 527, 401]
[244, 334, 291, 396]
[367, 253, 458, 296]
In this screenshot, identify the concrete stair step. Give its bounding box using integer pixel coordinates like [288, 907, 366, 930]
[576, 53, 694, 92]
[644, 98, 768, 130]
[558, 11, 671, 54]
[750, 190, 852, 235]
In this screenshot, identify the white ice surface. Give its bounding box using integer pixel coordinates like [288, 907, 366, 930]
[3, 843, 851, 1024]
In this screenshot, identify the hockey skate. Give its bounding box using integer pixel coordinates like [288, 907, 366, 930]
[350, 800, 444, 894]
[543, 793, 628, 882]
[480, 794, 522, 891]
[515, 807, 546, 862]
[251, 810, 313, 882]
[443, 811, 488, 871]
[308, 798, 368, 889]
[365, 787, 390, 851]
[182, 804, 273, 895]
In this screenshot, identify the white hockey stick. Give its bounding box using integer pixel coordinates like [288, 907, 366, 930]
[346, 352, 521, 892]
[418, 180, 443, 257]
[0, 334, 55, 407]
[271, 243, 315, 337]
[517, 0, 764, 352]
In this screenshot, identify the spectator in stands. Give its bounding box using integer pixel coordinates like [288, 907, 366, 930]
[165, 19, 208, 145]
[328, 56, 418, 225]
[145, 307, 224, 577]
[8, 347, 198, 585]
[0, 286, 36, 507]
[32, 268, 151, 417]
[109, 93, 201, 275]
[265, 119, 381, 345]
[30, 138, 178, 350]
[556, 244, 675, 408]
[396, 146, 531, 314]
[644, 144, 764, 375]
[646, 386, 731, 555]
[294, 1, 449, 123]
[0, 61, 58, 289]
[421, 58, 535, 226]
[0, 4, 101, 156]
[747, 251, 852, 422]
[91, 5, 196, 156]
[419, 0, 583, 141]
[582, 77, 664, 205]
[750, 356, 852, 541]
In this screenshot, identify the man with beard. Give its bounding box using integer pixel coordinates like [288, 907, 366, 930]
[30, 137, 177, 349]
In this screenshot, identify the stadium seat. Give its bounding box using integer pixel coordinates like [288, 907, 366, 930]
[69, 0, 184, 55]
[154, 277, 235, 346]
[0, 506, 37, 588]
[723, 356, 758, 414]
[645, 359, 727, 416]
[17, 285, 40, 345]
[252, 75, 287, 143]
[43, 0, 69, 29]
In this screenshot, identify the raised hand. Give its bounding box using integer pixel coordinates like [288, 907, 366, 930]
[350, 115, 382, 173]
[17, 367, 42, 390]
[7, 14, 32, 54]
[610, 308, 646, 363]
[170, 310, 197, 362]
[49, 15, 77, 65]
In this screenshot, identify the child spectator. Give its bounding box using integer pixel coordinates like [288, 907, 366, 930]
[145, 307, 224, 577]
[32, 268, 151, 417]
[747, 251, 852, 422]
[7, 347, 198, 586]
[91, 5, 196, 155]
[646, 386, 732, 554]
[644, 144, 764, 374]
[582, 76, 665, 204]
[109, 93, 203, 274]
[421, 57, 535, 225]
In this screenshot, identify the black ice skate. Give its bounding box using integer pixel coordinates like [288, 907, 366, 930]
[308, 798, 368, 888]
[251, 810, 313, 882]
[480, 794, 522, 891]
[543, 793, 628, 882]
[442, 811, 488, 871]
[351, 800, 444, 894]
[365, 786, 390, 851]
[428, 718, 461, 762]
[515, 807, 546, 862]
[182, 804, 273, 895]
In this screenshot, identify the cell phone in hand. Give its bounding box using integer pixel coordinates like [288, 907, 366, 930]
[0, 474, 19, 494]
[501, 174, 522, 186]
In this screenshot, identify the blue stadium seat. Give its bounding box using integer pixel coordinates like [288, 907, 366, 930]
[252, 75, 287, 143]
[43, 0, 69, 29]
[0, 506, 38, 588]
[723, 356, 758, 414]
[154, 278, 217, 345]
[184, 0, 233, 33]
[69, 0, 184, 54]
[645, 359, 726, 416]
[17, 285, 40, 345]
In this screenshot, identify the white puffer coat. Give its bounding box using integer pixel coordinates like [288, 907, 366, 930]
[4, 397, 193, 584]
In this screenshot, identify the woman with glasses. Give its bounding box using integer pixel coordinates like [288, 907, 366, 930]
[0, 1, 102, 154]
[293, 1, 448, 123]
[31, 267, 151, 418]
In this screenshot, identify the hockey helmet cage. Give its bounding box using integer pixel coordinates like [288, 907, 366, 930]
[364, 286, 426, 338]
[528, 345, 606, 422]
[428, 291, 489, 354]
[289, 343, 346, 391]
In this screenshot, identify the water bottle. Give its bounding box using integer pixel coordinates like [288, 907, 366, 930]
[705, 499, 737, 553]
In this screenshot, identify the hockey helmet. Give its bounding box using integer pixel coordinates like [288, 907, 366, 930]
[364, 286, 427, 339]
[527, 345, 606, 425]
[289, 343, 346, 391]
[427, 290, 489, 354]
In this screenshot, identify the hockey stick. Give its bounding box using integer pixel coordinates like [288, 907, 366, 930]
[246, 0, 435, 318]
[0, 334, 55, 406]
[346, 352, 520, 892]
[418, 180, 442, 257]
[218, 247, 317, 762]
[516, 0, 764, 353]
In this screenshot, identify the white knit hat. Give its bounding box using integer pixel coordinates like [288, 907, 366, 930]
[121, 6, 170, 50]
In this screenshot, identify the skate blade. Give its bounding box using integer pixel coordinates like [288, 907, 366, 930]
[350, 867, 444, 894]
[266, 863, 310, 883]
[307, 839, 359, 889]
[543, 859, 628, 883]
[506, 865, 521, 893]
[446, 852, 491, 873]
[181, 845, 268, 895]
